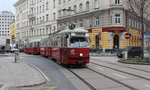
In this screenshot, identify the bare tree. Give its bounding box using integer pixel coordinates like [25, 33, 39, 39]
[126, 0, 150, 58]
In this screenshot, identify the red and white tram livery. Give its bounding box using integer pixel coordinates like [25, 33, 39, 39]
[49, 27, 90, 65]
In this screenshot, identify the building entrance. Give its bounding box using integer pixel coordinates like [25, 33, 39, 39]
[113, 35, 119, 49]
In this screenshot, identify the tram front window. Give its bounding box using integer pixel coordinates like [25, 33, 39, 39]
[70, 37, 89, 48]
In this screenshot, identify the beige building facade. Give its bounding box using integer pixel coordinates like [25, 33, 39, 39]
[14, 0, 58, 50]
[57, 0, 150, 49]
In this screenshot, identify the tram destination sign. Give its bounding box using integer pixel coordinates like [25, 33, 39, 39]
[75, 33, 85, 36]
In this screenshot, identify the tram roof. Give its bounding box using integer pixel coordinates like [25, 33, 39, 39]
[58, 27, 88, 34]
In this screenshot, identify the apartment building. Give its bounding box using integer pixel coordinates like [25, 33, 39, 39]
[57, 0, 150, 49]
[0, 11, 15, 45]
[9, 21, 16, 45]
[14, 0, 150, 50]
[14, 0, 58, 50]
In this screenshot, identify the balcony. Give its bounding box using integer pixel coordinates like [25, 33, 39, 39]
[110, 4, 124, 9]
[29, 25, 34, 30]
[28, 14, 36, 19]
[29, 4, 35, 9]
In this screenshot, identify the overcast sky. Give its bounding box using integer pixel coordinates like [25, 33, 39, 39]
[0, 0, 18, 14]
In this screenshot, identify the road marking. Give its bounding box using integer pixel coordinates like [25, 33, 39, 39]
[26, 62, 50, 81]
[145, 84, 150, 88]
[22, 86, 57, 90]
[112, 73, 127, 79]
[96, 67, 104, 70]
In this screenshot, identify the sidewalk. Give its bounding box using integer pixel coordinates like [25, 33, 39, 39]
[0, 53, 46, 90]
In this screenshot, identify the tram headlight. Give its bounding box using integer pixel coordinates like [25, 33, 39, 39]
[79, 53, 83, 57]
[86, 33, 89, 37]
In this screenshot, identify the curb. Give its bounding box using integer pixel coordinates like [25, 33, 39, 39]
[118, 60, 150, 65]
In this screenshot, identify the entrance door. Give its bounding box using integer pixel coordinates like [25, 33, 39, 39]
[113, 35, 119, 49]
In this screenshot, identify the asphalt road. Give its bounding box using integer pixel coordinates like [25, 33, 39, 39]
[10, 53, 76, 90]
[8, 53, 150, 90]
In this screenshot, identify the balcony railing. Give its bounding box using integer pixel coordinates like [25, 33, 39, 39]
[28, 14, 36, 19]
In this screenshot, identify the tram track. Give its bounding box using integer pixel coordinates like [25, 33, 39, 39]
[86, 67, 138, 90]
[65, 66, 137, 90]
[66, 67, 97, 90]
[91, 62, 150, 81]
[92, 58, 150, 74]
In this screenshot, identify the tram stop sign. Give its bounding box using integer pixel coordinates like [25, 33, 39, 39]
[125, 33, 131, 39]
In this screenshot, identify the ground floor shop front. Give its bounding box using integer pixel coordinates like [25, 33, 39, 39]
[88, 27, 141, 50]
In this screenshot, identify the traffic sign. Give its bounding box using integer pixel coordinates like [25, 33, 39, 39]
[125, 33, 131, 39]
[12, 35, 15, 39]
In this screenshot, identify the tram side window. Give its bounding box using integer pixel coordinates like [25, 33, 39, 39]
[37, 42, 40, 47]
[48, 40, 51, 47]
[34, 42, 36, 47]
[30, 43, 33, 47]
[58, 37, 61, 47]
[64, 36, 67, 47]
[45, 41, 47, 47]
[61, 36, 64, 47]
[40, 41, 44, 47]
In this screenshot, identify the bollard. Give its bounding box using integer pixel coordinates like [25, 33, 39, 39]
[15, 49, 19, 63]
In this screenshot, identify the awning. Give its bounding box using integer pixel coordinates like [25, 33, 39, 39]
[102, 27, 126, 32]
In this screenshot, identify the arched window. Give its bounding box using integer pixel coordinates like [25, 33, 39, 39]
[74, 5, 77, 13]
[79, 3, 83, 12]
[86, 1, 90, 11]
[95, 0, 99, 9]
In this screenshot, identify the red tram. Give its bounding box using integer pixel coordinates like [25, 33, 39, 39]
[23, 40, 40, 55]
[24, 27, 90, 65]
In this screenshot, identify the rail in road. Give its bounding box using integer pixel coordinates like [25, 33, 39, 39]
[65, 66, 137, 90]
[91, 62, 150, 81]
[92, 58, 150, 74]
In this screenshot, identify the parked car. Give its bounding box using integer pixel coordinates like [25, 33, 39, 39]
[117, 46, 142, 58]
[10, 48, 19, 53]
[117, 51, 124, 58]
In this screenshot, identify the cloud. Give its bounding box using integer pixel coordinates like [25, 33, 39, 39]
[0, 0, 18, 13]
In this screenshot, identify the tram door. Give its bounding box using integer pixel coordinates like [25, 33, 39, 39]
[113, 35, 119, 49]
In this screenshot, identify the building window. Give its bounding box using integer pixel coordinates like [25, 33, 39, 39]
[46, 2, 49, 10]
[95, 16, 100, 26]
[115, 0, 120, 4]
[46, 14, 49, 21]
[115, 14, 120, 24]
[85, 19, 90, 27]
[95, 0, 99, 9]
[53, 0, 55, 8]
[74, 5, 77, 13]
[128, 18, 131, 26]
[80, 19, 83, 27]
[79, 3, 83, 12]
[40, 6, 41, 13]
[63, 0, 66, 3]
[43, 5, 44, 12]
[86, 1, 90, 11]
[63, 10, 66, 16]
[54, 26, 56, 32]
[59, 0, 61, 4]
[59, 11, 61, 17]
[53, 13, 56, 20]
